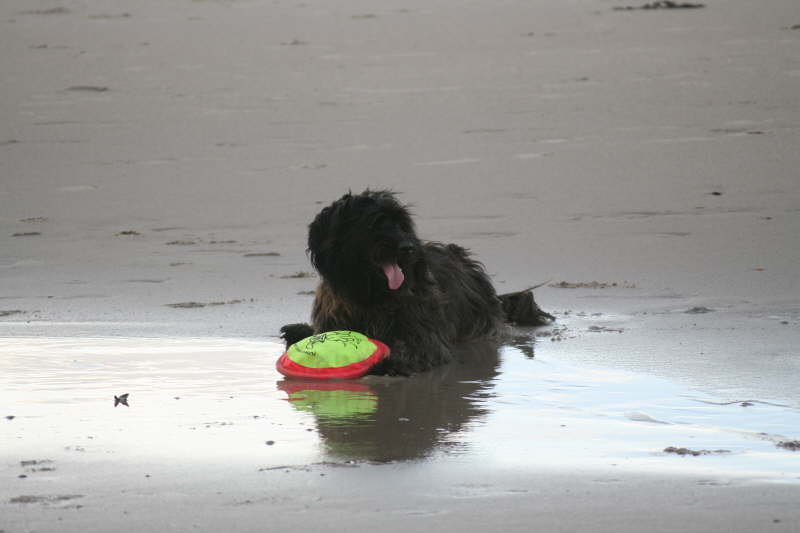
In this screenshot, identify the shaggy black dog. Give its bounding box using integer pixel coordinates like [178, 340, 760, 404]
[281, 190, 552, 375]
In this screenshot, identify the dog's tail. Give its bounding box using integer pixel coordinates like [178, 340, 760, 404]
[498, 284, 554, 326]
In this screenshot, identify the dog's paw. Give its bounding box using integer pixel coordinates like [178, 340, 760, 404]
[368, 358, 413, 377]
[280, 323, 315, 347]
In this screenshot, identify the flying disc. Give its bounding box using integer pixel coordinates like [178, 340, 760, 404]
[276, 330, 391, 380]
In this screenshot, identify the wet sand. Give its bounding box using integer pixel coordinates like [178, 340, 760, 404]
[3, 337, 800, 532]
[2, 0, 800, 531]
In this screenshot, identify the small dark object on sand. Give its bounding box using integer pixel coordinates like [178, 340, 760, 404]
[664, 446, 730, 456]
[21, 7, 71, 15]
[114, 393, 129, 407]
[243, 252, 280, 257]
[549, 280, 636, 289]
[685, 306, 715, 314]
[614, 1, 705, 10]
[777, 441, 800, 451]
[67, 85, 109, 92]
[280, 271, 315, 279]
[5, 415, 15, 420]
[166, 301, 206, 309]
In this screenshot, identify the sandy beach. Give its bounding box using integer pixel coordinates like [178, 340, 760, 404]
[2, 0, 800, 531]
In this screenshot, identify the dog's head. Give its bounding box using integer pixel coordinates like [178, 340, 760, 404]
[308, 190, 423, 304]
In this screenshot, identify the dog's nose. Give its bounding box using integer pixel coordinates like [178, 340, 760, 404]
[398, 241, 415, 254]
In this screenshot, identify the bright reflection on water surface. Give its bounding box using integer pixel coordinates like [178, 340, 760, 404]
[1, 336, 798, 481]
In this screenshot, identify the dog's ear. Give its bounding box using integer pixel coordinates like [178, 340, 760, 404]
[307, 203, 336, 281]
[308, 193, 360, 281]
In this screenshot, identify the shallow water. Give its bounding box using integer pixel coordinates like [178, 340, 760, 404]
[2, 336, 798, 483]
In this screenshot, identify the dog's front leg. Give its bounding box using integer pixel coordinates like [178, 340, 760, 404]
[368, 339, 414, 377]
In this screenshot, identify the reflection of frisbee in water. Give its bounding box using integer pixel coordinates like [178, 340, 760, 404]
[276, 331, 390, 380]
[278, 380, 378, 419]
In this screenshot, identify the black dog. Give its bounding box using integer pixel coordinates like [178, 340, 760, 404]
[281, 190, 552, 375]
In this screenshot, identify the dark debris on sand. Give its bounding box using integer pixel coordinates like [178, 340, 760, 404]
[66, 85, 109, 92]
[614, 1, 705, 10]
[549, 281, 637, 289]
[20, 7, 71, 15]
[664, 446, 731, 456]
[114, 393, 129, 407]
[777, 441, 800, 451]
[685, 306, 715, 314]
[9, 494, 83, 505]
[166, 301, 206, 309]
[166, 299, 245, 309]
[278, 271, 316, 279]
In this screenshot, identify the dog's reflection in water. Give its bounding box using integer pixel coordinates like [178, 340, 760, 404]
[278, 340, 508, 463]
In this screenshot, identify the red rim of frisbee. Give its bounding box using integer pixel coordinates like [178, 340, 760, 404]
[276, 338, 390, 380]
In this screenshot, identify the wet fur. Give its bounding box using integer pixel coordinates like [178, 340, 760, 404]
[281, 190, 552, 375]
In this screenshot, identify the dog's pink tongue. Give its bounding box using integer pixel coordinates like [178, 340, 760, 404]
[382, 263, 405, 290]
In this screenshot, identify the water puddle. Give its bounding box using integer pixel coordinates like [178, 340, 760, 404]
[1, 336, 798, 482]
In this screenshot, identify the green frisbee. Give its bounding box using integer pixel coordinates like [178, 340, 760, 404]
[276, 330, 391, 380]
